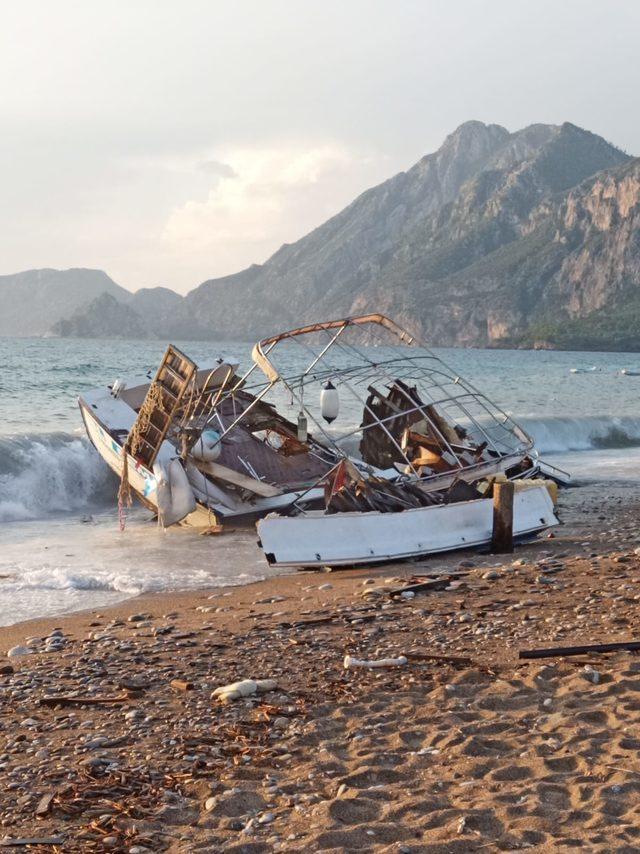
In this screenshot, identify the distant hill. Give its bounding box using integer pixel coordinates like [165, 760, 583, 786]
[44, 284, 192, 340]
[0, 268, 129, 337]
[50, 292, 148, 339]
[3, 120, 640, 349]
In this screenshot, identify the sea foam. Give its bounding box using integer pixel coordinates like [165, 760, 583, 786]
[0, 433, 116, 523]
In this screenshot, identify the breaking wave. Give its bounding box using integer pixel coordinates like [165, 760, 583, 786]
[1, 416, 640, 525]
[520, 415, 640, 454]
[0, 433, 117, 523]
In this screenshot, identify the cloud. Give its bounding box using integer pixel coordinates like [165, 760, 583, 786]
[161, 142, 384, 276]
[197, 159, 238, 178]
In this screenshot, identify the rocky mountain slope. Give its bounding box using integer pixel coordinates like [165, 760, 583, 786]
[3, 121, 638, 349]
[184, 121, 633, 346]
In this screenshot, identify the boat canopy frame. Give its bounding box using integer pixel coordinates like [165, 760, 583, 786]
[197, 314, 534, 491]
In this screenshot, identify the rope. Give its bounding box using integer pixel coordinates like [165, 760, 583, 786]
[116, 380, 168, 531]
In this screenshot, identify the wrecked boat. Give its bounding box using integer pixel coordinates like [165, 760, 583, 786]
[79, 313, 567, 531]
[79, 348, 332, 528]
[257, 479, 558, 567]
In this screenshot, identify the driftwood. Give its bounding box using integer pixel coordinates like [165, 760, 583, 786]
[519, 640, 640, 660]
[0, 839, 64, 848]
[34, 793, 55, 817]
[39, 693, 131, 707]
[285, 612, 377, 630]
[406, 651, 475, 666]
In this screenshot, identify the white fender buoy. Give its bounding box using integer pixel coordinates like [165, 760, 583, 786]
[153, 459, 197, 527]
[320, 381, 339, 423]
[191, 429, 221, 462]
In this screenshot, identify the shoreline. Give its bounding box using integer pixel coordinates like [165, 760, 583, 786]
[2, 481, 640, 850]
[0, 473, 631, 636]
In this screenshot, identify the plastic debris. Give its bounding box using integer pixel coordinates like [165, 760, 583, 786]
[212, 678, 278, 702]
[343, 655, 407, 669]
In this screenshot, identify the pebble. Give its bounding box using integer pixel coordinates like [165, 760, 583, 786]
[127, 613, 151, 623]
[582, 665, 601, 685]
[7, 646, 32, 658]
[124, 709, 145, 721]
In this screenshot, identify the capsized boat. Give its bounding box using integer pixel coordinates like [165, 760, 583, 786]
[79, 314, 568, 529]
[79, 348, 331, 528]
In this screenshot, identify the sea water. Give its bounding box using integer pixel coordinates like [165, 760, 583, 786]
[1, 336, 640, 626]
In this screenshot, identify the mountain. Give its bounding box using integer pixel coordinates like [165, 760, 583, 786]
[3, 121, 638, 349]
[0, 268, 129, 337]
[128, 287, 192, 338]
[46, 285, 191, 340]
[184, 121, 633, 345]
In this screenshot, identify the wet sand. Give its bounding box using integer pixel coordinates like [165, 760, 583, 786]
[2, 481, 640, 852]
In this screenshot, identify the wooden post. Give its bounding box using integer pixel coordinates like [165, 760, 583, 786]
[491, 481, 514, 554]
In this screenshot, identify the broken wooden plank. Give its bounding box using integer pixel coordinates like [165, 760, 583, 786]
[193, 459, 282, 497]
[34, 793, 55, 818]
[519, 640, 640, 660]
[0, 838, 64, 848]
[170, 679, 195, 692]
[39, 693, 131, 707]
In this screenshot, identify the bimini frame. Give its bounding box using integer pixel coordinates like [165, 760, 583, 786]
[203, 314, 534, 492]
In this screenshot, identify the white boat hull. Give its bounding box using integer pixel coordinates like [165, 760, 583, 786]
[257, 485, 558, 567]
[79, 398, 324, 525]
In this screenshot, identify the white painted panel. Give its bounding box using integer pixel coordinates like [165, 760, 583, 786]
[258, 487, 557, 567]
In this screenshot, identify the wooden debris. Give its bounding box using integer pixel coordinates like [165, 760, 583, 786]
[519, 640, 640, 660]
[170, 679, 195, 692]
[0, 838, 64, 848]
[39, 693, 131, 707]
[200, 524, 225, 535]
[405, 651, 475, 666]
[35, 792, 55, 817]
[491, 480, 514, 554]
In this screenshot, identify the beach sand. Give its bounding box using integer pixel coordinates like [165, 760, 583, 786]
[2, 481, 640, 851]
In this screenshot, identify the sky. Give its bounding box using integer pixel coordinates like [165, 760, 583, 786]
[1, 0, 639, 294]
